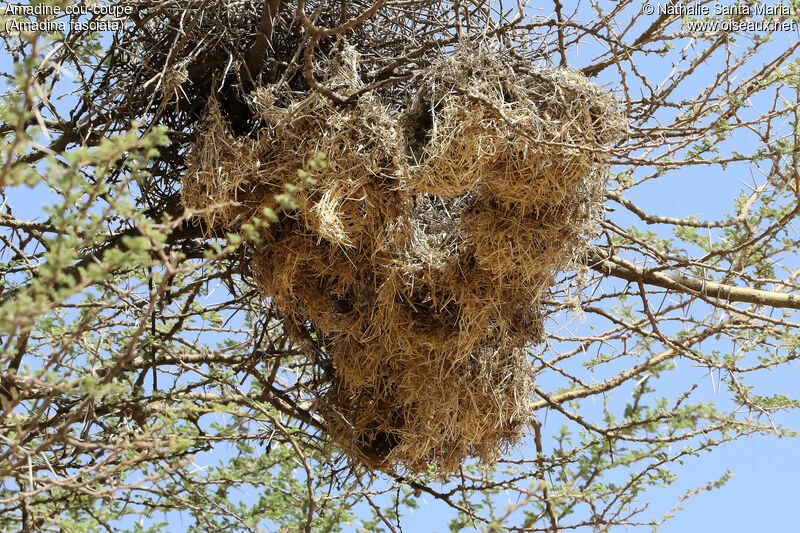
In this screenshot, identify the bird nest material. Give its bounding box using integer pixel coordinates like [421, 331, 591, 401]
[321, 344, 534, 473]
[180, 42, 624, 474]
[403, 44, 625, 207]
[185, 82, 406, 239]
[182, 101, 265, 228]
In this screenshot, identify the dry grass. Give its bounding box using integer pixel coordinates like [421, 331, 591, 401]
[321, 344, 534, 473]
[180, 41, 624, 474]
[403, 44, 625, 208]
[182, 100, 268, 228]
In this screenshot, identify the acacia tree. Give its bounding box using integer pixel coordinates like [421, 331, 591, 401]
[1, 0, 799, 531]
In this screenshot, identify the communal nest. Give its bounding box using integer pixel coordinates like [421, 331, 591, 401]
[181, 42, 624, 474]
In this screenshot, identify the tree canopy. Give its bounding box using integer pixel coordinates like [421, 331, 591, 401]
[1, 0, 800, 531]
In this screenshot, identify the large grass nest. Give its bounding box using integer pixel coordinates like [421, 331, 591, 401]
[181, 42, 624, 474]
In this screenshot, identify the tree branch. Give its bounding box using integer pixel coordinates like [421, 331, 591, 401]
[589, 249, 800, 309]
[242, 0, 283, 84]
